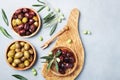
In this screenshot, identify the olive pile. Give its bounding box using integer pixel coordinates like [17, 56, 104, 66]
[11, 8, 40, 36]
[52, 48, 75, 74]
[6, 41, 35, 69]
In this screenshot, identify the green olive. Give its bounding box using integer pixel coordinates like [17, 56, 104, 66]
[10, 44, 16, 50]
[34, 22, 39, 27]
[21, 57, 26, 62]
[15, 48, 21, 52]
[7, 50, 15, 57]
[29, 49, 34, 54]
[24, 60, 30, 67]
[18, 63, 25, 68]
[12, 19, 17, 27]
[15, 42, 21, 49]
[16, 18, 22, 25]
[12, 62, 17, 67]
[24, 43, 30, 50]
[7, 57, 13, 63]
[21, 48, 25, 52]
[22, 17, 28, 23]
[15, 52, 23, 59]
[29, 56, 33, 62]
[14, 59, 21, 64]
[20, 42, 25, 46]
[33, 16, 38, 21]
[24, 51, 30, 59]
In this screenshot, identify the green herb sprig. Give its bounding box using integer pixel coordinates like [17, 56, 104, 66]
[0, 26, 12, 39]
[41, 50, 62, 72]
[32, 0, 65, 35]
[1, 9, 9, 26]
[12, 74, 28, 80]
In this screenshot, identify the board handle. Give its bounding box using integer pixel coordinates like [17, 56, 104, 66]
[41, 26, 69, 49]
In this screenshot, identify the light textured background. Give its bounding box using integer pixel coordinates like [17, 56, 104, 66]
[0, 0, 120, 80]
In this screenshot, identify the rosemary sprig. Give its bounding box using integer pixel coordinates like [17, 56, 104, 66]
[37, 6, 45, 13]
[12, 74, 28, 80]
[55, 60, 59, 72]
[1, 9, 9, 26]
[32, 4, 44, 7]
[50, 23, 57, 35]
[0, 26, 12, 39]
[32, 0, 65, 35]
[41, 50, 62, 71]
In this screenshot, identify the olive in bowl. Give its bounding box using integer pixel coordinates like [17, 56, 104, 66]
[6, 41, 36, 70]
[51, 47, 77, 76]
[11, 8, 41, 38]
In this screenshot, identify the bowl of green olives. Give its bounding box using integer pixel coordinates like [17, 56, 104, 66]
[11, 8, 41, 38]
[6, 40, 36, 70]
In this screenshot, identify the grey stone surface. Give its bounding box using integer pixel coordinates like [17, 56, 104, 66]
[0, 0, 120, 80]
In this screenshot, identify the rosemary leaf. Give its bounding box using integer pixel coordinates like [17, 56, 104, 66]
[1, 9, 9, 26]
[32, 4, 44, 7]
[47, 59, 54, 70]
[50, 23, 57, 35]
[12, 74, 28, 80]
[55, 60, 59, 72]
[37, 0, 45, 4]
[37, 6, 45, 13]
[40, 56, 53, 60]
[43, 12, 53, 20]
[55, 49, 61, 57]
[44, 15, 56, 23]
[0, 26, 12, 39]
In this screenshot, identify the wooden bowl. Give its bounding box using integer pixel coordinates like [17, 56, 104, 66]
[6, 40, 36, 70]
[10, 7, 41, 38]
[50, 46, 78, 76]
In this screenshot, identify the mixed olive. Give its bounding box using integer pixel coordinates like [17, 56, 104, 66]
[11, 8, 40, 36]
[52, 48, 75, 74]
[6, 41, 36, 70]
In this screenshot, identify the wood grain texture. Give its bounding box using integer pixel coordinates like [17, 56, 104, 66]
[42, 8, 84, 80]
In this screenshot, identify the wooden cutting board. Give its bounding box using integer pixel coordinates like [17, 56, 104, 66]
[42, 8, 84, 80]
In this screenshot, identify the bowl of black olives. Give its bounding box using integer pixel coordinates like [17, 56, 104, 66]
[11, 8, 41, 38]
[50, 47, 77, 76]
[6, 40, 36, 70]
